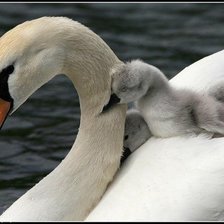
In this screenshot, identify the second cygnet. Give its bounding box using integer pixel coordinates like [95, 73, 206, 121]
[120, 109, 151, 164]
[104, 59, 224, 138]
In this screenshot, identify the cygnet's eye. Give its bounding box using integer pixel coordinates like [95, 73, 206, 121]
[124, 135, 129, 140]
[138, 81, 143, 90]
[120, 86, 128, 92]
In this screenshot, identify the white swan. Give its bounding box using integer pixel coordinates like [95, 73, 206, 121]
[0, 17, 127, 221]
[86, 50, 224, 221]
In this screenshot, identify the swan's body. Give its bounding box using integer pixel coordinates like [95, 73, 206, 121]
[0, 17, 126, 221]
[86, 50, 224, 221]
[110, 59, 224, 138]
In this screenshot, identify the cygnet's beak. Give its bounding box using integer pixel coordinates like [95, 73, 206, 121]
[102, 93, 121, 112]
[120, 146, 131, 164]
[0, 98, 12, 130]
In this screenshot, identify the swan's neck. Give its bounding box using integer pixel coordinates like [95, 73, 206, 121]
[0, 18, 127, 221]
[51, 104, 126, 221]
[45, 22, 127, 220]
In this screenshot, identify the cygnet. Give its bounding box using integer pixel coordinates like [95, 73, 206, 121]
[104, 59, 224, 138]
[120, 109, 151, 164]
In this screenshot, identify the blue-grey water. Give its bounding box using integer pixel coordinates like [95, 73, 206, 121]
[0, 3, 224, 214]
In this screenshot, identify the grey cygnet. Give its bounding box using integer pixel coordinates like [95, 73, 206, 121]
[107, 59, 224, 139]
[120, 109, 151, 164]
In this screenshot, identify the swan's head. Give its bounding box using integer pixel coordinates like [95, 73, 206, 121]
[0, 17, 69, 129]
[0, 16, 124, 128]
[103, 59, 154, 112]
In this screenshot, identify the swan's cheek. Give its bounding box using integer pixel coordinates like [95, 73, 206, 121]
[7, 74, 31, 113]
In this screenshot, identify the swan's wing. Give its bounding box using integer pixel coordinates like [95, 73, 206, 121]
[86, 136, 224, 221]
[86, 49, 224, 221]
[170, 49, 224, 92]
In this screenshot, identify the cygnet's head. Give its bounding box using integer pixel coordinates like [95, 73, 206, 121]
[103, 59, 163, 112]
[112, 59, 152, 103]
[123, 109, 151, 153]
[120, 109, 151, 164]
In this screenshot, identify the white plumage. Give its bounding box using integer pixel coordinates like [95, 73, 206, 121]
[86, 50, 224, 221]
[0, 17, 126, 221]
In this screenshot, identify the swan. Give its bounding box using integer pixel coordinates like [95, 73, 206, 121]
[0, 17, 127, 221]
[86, 50, 224, 221]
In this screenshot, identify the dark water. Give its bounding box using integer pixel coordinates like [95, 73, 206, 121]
[0, 2, 224, 214]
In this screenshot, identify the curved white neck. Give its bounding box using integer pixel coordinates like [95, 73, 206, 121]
[0, 17, 127, 221]
[52, 45, 127, 220]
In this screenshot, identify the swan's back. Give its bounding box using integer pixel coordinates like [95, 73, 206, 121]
[170, 50, 224, 92]
[86, 49, 224, 221]
[88, 135, 224, 221]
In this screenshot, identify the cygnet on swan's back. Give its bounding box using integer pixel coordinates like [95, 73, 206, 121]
[120, 109, 151, 163]
[104, 59, 224, 143]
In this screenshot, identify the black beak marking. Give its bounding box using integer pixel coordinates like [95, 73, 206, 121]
[102, 93, 121, 113]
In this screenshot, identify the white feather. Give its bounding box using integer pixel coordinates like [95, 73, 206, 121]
[86, 49, 224, 221]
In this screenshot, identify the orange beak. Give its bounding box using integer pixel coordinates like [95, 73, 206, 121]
[0, 98, 11, 129]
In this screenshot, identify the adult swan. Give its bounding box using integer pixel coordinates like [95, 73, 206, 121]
[86, 50, 224, 221]
[0, 17, 126, 221]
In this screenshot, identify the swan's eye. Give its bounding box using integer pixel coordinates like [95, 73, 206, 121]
[0, 64, 15, 102]
[1, 65, 14, 77]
